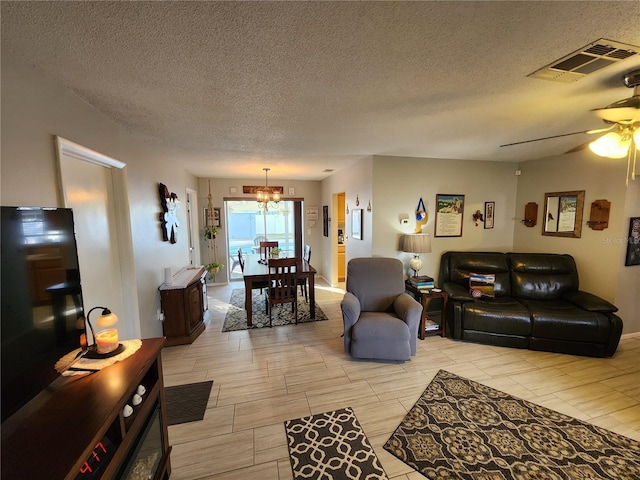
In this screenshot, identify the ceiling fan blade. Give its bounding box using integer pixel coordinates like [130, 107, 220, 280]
[564, 142, 591, 154]
[591, 95, 640, 123]
[500, 130, 590, 148]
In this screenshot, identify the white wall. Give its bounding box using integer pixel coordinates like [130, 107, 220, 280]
[1, 52, 197, 338]
[514, 152, 639, 333]
[372, 156, 519, 279]
[321, 157, 374, 285]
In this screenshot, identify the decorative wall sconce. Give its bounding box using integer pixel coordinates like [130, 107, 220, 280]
[522, 202, 538, 227]
[355, 195, 360, 206]
[587, 199, 611, 230]
[472, 210, 484, 226]
[367, 200, 372, 212]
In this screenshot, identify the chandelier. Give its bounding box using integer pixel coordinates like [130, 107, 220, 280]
[257, 168, 280, 211]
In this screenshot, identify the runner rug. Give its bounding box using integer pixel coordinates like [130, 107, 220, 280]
[384, 369, 640, 479]
[222, 288, 328, 331]
[164, 381, 214, 426]
[285, 407, 388, 480]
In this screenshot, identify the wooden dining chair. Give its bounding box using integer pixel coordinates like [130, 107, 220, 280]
[259, 241, 279, 263]
[239, 248, 268, 295]
[297, 244, 311, 302]
[266, 257, 298, 327]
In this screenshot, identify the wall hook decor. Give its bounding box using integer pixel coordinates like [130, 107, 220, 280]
[415, 197, 428, 233]
[472, 210, 484, 226]
[355, 195, 360, 206]
[367, 200, 372, 212]
[587, 199, 611, 230]
[522, 202, 538, 227]
[158, 183, 180, 243]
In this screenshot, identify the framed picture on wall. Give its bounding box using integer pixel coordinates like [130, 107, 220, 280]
[625, 217, 640, 266]
[323, 206, 329, 237]
[484, 201, 495, 229]
[435, 194, 464, 237]
[352, 209, 363, 240]
[204, 207, 221, 228]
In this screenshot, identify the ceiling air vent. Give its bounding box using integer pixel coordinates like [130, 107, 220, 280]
[529, 38, 640, 83]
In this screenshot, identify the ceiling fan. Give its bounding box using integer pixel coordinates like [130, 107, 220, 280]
[501, 68, 640, 185]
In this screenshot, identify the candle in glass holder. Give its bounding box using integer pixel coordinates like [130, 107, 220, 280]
[96, 328, 119, 354]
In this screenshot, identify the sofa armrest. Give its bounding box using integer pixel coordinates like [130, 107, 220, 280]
[341, 292, 361, 328]
[393, 293, 422, 355]
[563, 290, 618, 313]
[443, 282, 474, 302]
[394, 293, 423, 326]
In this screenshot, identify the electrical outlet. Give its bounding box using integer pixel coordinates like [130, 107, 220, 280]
[157, 309, 164, 321]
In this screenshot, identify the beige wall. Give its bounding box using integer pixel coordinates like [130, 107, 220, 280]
[321, 157, 374, 285]
[1, 53, 197, 339]
[372, 156, 519, 279]
[514, 153, 640, 333]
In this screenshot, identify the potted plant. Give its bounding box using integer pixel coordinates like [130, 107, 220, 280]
[205, 261, 224, 274]
[269, 247, 282, 258]
[204, 225, 219, 240]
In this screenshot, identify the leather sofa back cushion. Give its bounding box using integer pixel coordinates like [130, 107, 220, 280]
[448, 252, 511, 297]
[508, 253, 579, 300]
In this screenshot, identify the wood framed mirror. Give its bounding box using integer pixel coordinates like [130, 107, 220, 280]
[542, 190, 585, 238]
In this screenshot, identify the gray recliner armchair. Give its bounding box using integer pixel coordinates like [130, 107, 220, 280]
[341, 257, 423, 361]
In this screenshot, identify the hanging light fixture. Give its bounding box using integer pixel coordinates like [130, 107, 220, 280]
[589, 123, 639, 186]
[257, 168, 280, 211]
[588, 73, 639, 186]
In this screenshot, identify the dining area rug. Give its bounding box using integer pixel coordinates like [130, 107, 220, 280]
[222, 288, 328, 331]
[384, 369, 640, 479]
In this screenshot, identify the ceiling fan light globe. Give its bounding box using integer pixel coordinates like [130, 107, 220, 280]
[589, 132, 629, 158]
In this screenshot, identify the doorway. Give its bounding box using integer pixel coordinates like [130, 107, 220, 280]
[55, 136, 140, 340]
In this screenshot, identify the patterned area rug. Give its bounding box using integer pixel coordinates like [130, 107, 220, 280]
[285, 407, 388, 480]
[384, 370, 640, 479]
[222, 288, 328, 331]
[165, 381, 213, 426]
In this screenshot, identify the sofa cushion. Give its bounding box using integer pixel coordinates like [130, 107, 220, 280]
[351, 313, 411, 360]
[446, 252, 511, 297]
[520, 299, 611, 343]
[347, 257, 405, 312]
[508, 253, 579, 300]
[462, 297, 531, 336]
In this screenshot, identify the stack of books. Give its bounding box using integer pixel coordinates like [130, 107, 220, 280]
[425, 319, 440, 332]
[408, 275, 435, 290]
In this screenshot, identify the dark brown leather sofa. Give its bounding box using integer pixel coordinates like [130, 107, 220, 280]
[438, 251, 623, 357]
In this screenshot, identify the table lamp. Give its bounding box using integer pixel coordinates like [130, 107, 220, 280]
[401, 233, 432, 278]
[83, 306, 124, 358]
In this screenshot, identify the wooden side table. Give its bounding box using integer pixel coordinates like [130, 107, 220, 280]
[405, 281, 448, 339]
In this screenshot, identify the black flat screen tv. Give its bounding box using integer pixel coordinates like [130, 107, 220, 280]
[1, 206, 85, 422]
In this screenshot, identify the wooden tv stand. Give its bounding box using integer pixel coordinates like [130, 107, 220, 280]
[1, 337, 171, 480]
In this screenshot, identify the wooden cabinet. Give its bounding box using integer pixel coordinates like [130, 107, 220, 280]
[1, 338, 171, 480]
[159, 266, 207, 346]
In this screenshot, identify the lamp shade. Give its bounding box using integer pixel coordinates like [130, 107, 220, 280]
[96, 308, 118, 327]
[402, 234, 432, 254]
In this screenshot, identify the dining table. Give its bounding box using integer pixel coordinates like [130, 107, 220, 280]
[242, 254, 317, 327]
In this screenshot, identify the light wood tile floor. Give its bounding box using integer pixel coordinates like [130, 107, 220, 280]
[162, 280, 640, 479]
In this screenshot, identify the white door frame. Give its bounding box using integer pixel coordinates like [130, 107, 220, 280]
[186, 188, 200, 266]
[54, 136, 140, 340]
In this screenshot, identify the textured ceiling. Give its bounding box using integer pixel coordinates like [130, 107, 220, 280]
[2, 1, 640, 180]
